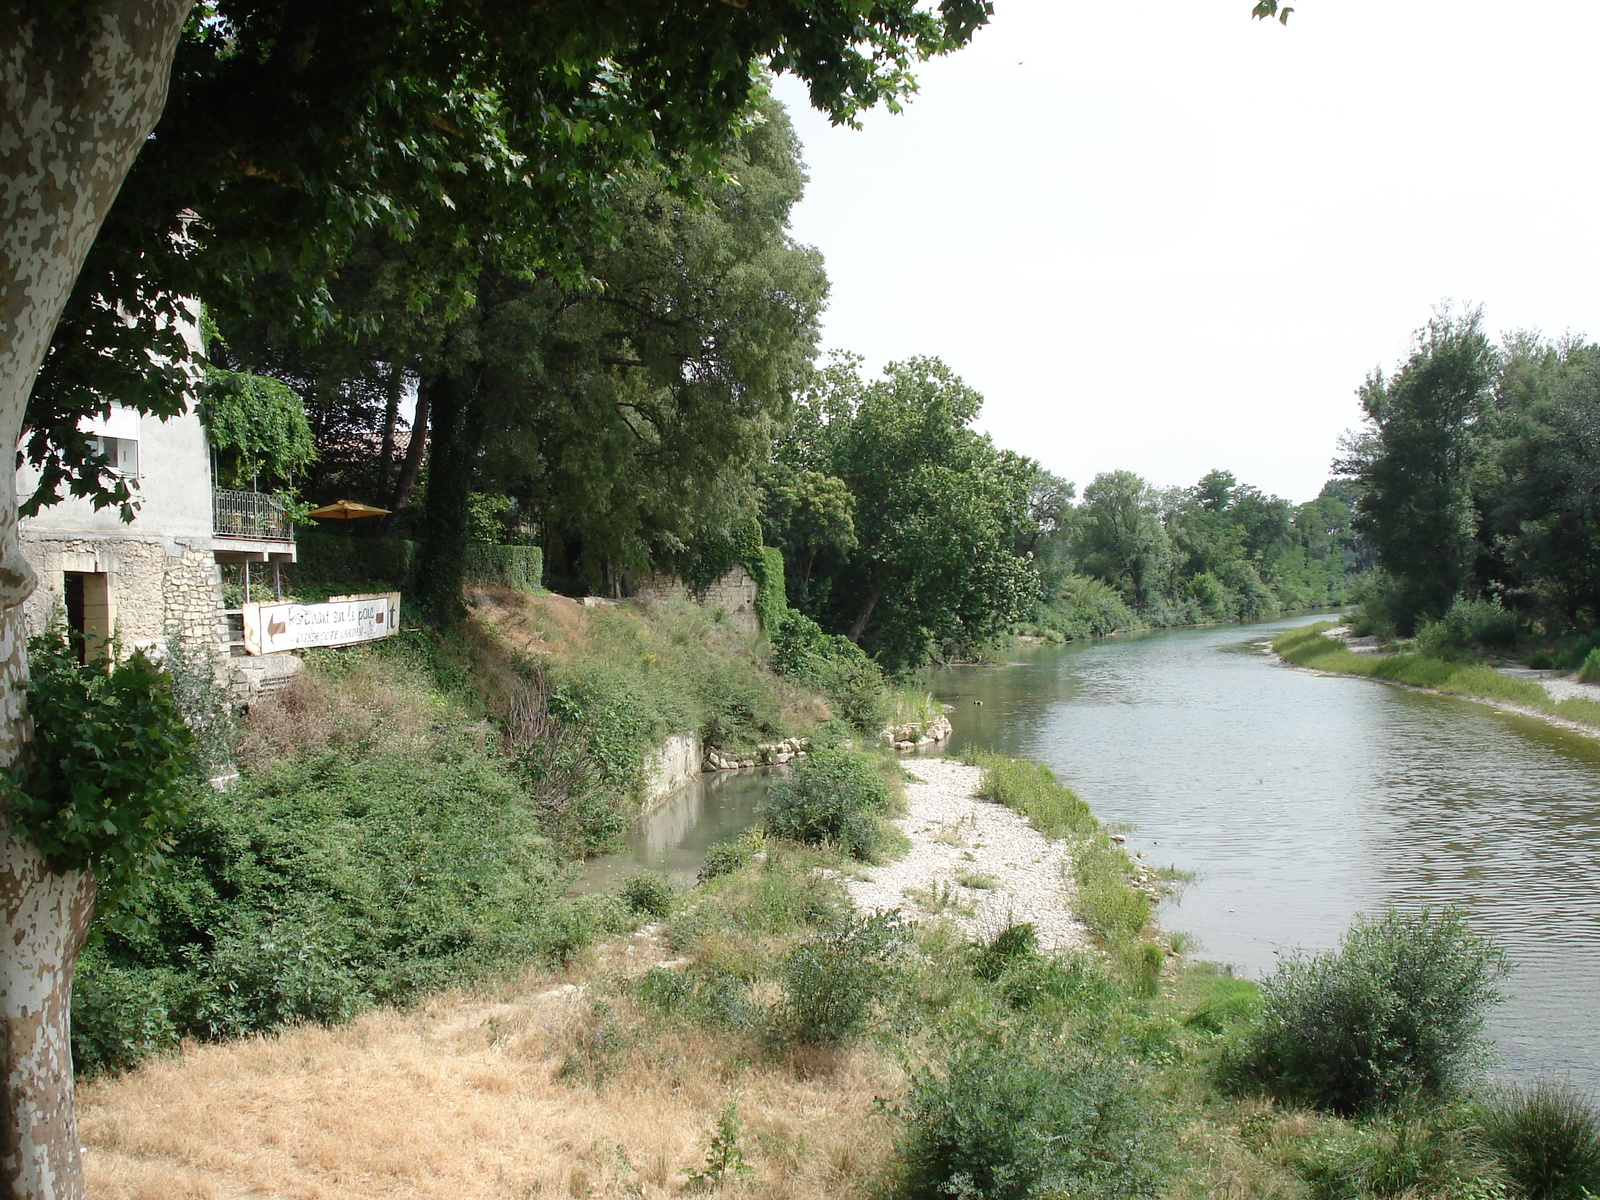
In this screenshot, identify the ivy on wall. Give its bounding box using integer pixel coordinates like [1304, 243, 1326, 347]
[198, 367, 317, 491]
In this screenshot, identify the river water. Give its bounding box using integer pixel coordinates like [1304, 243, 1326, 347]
[582, 612, 1600, 1086]
[929, 613, 1600, 1089]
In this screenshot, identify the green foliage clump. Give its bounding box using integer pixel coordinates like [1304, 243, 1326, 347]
[1416, 598, 1519, 659]
[697, 831, 764, 883]
[771, 607, 887, 734]
[1295, 1111, 1505, 1200]
[198, 365, 317, 489]
[969, 750, 1094, 839]
[1225, 907, 1509, 1115]
[1479, 1081, 1600, 1200]
[683, 1102, 753, 1192]
[1578, 647, 1600, 684]
[619, 872, 674, 918]
[896, 1037, 1165, 1200]
[750, 545, 787, 635]
[69, 639, 603, 1075]
[2, 630, 195, 903]
[462, 543, 543, 590]
[773, 911, 909, 1047]
[760, 747, 893, 860]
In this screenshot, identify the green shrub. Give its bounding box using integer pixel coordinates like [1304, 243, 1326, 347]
[761, 748, 892, 860]
[1479, 1081, 1600, 1200]
[462, 543, 543, 590]
[1528, 651, 1557, 671]
[969, 922, 1041, 982]
[697, 831, 764, 882]
[294, 531, 416, 589]
[1578, 648, 1600, 684]
[1416, 598, 1519, 659]
[1225, 907, 1509, 1114]
[772, 911, 909, 1046]
[771, 608, 887, 734]
[896, 1037, 1164, 1200]
[1297, 1111, 1504, 1200]
[620, 872, 674, 918]
[70, 957, 180, 1077]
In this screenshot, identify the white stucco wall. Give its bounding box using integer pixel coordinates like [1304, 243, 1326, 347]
[17, 405, 214, 544]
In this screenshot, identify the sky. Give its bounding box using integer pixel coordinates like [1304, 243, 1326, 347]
[769, 0, 1600, 505]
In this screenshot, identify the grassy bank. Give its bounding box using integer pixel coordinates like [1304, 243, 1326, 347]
[72, 590, 873, 1079]
[78, 750, 1600, 1199]
[1273, 623, 1600, 730]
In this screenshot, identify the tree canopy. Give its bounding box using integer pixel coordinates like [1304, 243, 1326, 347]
[766, 355, 1039, 669]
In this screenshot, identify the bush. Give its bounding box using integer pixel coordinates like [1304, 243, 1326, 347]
[462, 543, 543, 591]
[620, 872, 674, 918]
[761, 748, 892, 860]
[896, 1037, 1164, 1200]
[697, 831, 763, 882]
[70, 957, 180, 1077]
[1225, 907, 1509, 1114]
[1480, 1081, 1600, 1200]
[1417, 598, 1519, 659]
[772, 911, 909, 1046]
[771, 608, 887, 734]
[1578, 648, 1600, 684]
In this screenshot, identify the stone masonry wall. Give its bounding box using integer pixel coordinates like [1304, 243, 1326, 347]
[631, 565, 760, 636]
[20, 534, 225, 656]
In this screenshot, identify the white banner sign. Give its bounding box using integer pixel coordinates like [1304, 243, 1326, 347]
[242, 593, 401, 655]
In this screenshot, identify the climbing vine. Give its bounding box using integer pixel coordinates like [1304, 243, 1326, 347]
[198, 366, 317, 490]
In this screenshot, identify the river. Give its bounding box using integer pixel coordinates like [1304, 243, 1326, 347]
[930, 613, 1600, 1089]
[584, 612, 1600, 1087]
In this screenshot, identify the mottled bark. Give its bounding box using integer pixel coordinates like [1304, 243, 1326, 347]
[1, 6, 193, 1197]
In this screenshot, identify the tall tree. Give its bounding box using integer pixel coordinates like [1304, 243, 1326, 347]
[1074, 470, 1171, 610]
[1335, 308, 1496, 633]
[772, 356, 1039, 669]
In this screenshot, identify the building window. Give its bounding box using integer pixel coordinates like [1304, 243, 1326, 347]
[90, 434, 139, 477]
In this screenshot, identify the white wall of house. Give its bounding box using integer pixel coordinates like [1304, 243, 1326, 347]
[17, 405, 215, 544]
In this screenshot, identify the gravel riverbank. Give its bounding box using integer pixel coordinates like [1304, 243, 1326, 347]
[840, 757, 1092, 953]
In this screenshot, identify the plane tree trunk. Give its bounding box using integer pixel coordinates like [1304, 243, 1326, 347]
[0, 6, 192, 1196]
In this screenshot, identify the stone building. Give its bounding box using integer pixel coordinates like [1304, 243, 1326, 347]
[17, 402, 296, 661]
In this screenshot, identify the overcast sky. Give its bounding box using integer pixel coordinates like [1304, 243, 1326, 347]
[769, 0, 1600, 504]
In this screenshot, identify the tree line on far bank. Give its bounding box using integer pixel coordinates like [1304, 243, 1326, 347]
[756, 355, 1365, 669]
[1336, 306, 1600, 663]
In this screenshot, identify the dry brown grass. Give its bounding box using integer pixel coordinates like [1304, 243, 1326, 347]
[236, 655, 457, 769]
[467, 589, 593, 661]
[80, 931, 902, 1200]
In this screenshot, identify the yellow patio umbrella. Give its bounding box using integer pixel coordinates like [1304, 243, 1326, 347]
[308, 498, 391, 520]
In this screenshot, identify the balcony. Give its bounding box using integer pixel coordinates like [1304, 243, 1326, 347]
[213, 488, 294, 542]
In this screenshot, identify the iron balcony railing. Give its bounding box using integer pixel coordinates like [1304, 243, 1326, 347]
[213, 488, 294, 542]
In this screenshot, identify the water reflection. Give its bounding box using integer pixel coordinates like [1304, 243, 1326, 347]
[572, 766, 782, 894]
[930, 617, 1600, 1088]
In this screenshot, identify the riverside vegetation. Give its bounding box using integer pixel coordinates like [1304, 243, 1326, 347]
[67, 586, 891, 1078]
[1274, 620, 1600, 732]
[75, 712, 1600, 1199]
